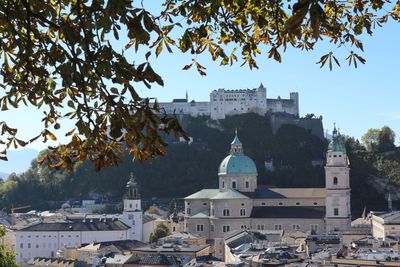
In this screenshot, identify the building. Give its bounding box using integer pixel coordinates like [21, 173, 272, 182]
[120, 173, 143, 241]
[372, 211, 400, 241]
[14, 175, 144, 264]
[158, 84, 299, 120]
[14, 218, 130, 263]
[184, 126, 351, 239]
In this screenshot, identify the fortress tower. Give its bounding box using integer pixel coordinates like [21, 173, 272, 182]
[325, 125, 351, 232]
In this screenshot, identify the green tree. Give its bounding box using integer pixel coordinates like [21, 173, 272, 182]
[0, 0, 398, 170]
[0, 225, 18, 267]
[362, 126, 396, 152]
[149, 223, 170, 243]
[377, 126, 396, 152]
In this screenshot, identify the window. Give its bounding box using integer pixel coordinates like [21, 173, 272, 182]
[35, 244, 39, 248]
[261, 202, 266, 206]
[240, 225, 247, 230]
[274, 224, 282, 230]
[128, 214, 134, 220]
[295, 202, 300, 206]
[223, 225, 230, 232]
[313, 202, 318, 206]
[210, 225, 214, 232]
[129, 203, 132, 209]
[222, 181, 225, 188]
[196, 224, 204, 232]
[186, 208, 191, 215]
[292, 224, 300, 231]
[333, 177, 338, 185]
[245, 181, 249, 188]
[232, 181, 236, 189]
[240, 208, 246, 216]
[132, 220, 135, 225]
[257, 224, 265, 230]
[20, 243, 23, 249]
[203, 202, 207, 206]
[278, 202, 283, 206]
[28, 243, 31, 249]
[223, 209, 230, 216]
[334, 208, 339, 216]
[310, 224, 318, 234]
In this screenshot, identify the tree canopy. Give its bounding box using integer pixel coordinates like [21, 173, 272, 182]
[0, 225, 18, 267]
[0, 0, 398, 170]
[362, 126, 396, 152]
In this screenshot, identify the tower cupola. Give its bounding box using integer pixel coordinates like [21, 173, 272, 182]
[230, 129, 243, 154]
[126, 172, 140, 200]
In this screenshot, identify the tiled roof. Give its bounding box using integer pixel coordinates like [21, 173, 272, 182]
[185, 189, 249, 200]
[17, 219, 130, 232]
[245, 187, 326, 199]
[138, 253, 180, 265]
[251, 206, 325, 219]
[143, 214, 157, 224]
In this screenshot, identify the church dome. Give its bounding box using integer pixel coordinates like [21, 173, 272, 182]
[218, 154, 257, 175]
[218, 129, 257, 175]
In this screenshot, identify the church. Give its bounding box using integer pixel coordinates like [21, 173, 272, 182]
[184, 126, 351, 238]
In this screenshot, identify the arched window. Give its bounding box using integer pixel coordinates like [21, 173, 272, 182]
[245, 181, 249, 188]
[333, 177, 338, 185]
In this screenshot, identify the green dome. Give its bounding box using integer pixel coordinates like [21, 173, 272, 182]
[218, 154, 257, 175]
[126, 173, 138, 188]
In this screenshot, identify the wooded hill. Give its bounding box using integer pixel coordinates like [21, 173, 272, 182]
[0, 114, 397, 216]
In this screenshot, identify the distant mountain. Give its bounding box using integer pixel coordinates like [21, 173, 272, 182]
[0, 171, 9, 180]
[0, 148, 39, 176]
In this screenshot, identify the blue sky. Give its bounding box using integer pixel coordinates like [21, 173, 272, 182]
[2, 13, 400, 152]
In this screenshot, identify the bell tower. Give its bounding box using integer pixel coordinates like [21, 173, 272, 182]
[325, 125, 351, 232]
[121, 173, 143, 241]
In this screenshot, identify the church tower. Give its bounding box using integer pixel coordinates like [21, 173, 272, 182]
[121, 173, 143, 241]
[325, 125, 351, 232]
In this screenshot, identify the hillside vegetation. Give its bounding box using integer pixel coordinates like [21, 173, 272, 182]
[0, 114, 397, 216]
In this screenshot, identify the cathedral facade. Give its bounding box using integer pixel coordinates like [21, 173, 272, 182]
[184, 127, 351, 238]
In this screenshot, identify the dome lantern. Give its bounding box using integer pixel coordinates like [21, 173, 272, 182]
[230, 128, 243, 155]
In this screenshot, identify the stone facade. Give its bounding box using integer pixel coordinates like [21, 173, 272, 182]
[184, 127, 351, 239]
[158, 85, 299, 120]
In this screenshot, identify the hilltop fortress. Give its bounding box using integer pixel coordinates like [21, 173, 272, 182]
[158, 84, 299, 120]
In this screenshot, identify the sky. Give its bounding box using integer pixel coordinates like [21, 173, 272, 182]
[1, 7, 400, 152]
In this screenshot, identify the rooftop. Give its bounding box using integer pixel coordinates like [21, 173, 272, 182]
[185, 189, 249, 200]
[16, 219, 130, 232]
[246, 187, 326, 199]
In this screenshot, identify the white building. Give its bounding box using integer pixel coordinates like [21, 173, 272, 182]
[14, 218, 130, 263]
[372, 211, 400, 241]
[184, 126, 351, 239]
[158, 84, 299, 120]
[120, 173, 143, 241]
[13, 174, 145, 263]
